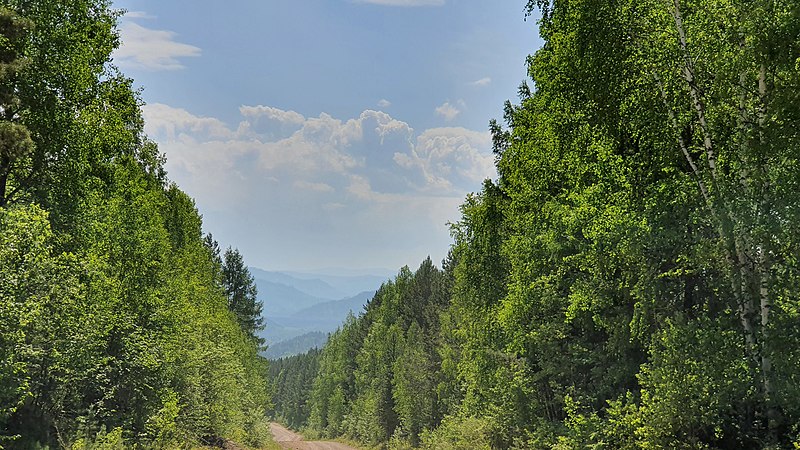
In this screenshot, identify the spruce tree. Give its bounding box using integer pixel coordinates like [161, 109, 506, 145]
[0, 7, 33, 207]
[222, 247, 265, 345]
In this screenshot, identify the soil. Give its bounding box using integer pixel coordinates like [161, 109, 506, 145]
[269, 422, 360, 450]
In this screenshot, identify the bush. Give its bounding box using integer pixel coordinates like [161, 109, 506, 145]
[71, 427, 125, 450]
[419, 416, 492, 450]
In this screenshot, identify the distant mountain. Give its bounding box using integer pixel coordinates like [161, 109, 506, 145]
[290, 290, 373, 323]
[256, 280, 329, 317]
[253, 268, 383, 357]
[264, 331, 329, 359]
[281, 271, 390, 297]
[250, 267, 344, 299]
[261, 317, 307, 344]
[258, 291, 373, 345]
[283, 267, 395, 277]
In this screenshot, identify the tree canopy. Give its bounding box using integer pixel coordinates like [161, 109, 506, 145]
[269, 0, 800, 448]
[4, 0, 800, 448]
[0, 1, 271, 447]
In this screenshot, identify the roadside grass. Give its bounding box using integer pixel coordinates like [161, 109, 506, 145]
[256, 438, 284, 450]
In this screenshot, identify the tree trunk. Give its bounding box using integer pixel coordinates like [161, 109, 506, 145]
[0, 154, 9, 207]
[670, 0, 779, 435]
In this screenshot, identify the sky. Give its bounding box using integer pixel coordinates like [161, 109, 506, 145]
[111, 0, 542, 273]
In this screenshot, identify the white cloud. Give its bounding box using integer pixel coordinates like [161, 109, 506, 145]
[123, 11, 154, 20]
[378, 99, 392, 108]
[143, 103, 492, 201]
[470, 77, 492, 87]
[394, 127, 494, 191]
[142, 103, 231, 140]
[255, 113, 364, 174]
[237, 105, 306, 140]
[143, 103, 496, 271]
[240, 105, 305, 126]
[435, 101, 461, 121]
[347, 175, 377, 201]
[114, 19, 200, 71]
[360, 109, 414, 144]
[354, 0, 445, 6]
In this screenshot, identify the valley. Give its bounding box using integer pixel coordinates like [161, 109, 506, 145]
[252, 268, 389, 358]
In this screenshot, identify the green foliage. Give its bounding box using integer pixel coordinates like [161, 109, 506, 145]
[417, 416, 493, 450]
[143, 390, 181, 447]
[635, 319, 757, 448]
[222, 247, 265, 346]
[0, 1, 269, 447]
[225, 0, 800, 448]
[0, 0, 128, 212]
[309, 313, 363, 435]
[349, 321, 402, 444]
[0, 159, 269, 449]
[441, 0, 800, 446]
[70, 427, 126, 450]
[0, 204, 78, 445]
[295, 260, 451, 447]
[269, 348, 321, 429]
[393, 323, 436, 446]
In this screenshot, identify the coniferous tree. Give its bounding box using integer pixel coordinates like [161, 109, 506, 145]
[222, 247, 265, 345]
[0, 7, 33, 207]
[269, 348, 321, 428]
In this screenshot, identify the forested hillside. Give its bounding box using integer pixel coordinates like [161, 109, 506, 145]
[269, 0, 800, 448]
[0, 1, 269, 448]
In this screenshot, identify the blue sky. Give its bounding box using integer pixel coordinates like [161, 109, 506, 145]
[112, 0, 542, 272]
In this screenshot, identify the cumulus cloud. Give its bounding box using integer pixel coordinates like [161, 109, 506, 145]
[142, 103, 231, 140]
[238, 105, 307, 140]
[470, 77, 492, 87]
[377, 99, 392, 108]
[143, 103, 492, 200]
[395, 127, 493, 191]
[255, 113, 362, 174]
[240, 105, 305, 126]
[114, 15, 200, 71]
[435, 101, 461, 121]
[143, 103, 495, 270]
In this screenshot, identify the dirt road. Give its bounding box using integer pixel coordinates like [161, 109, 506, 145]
[269, 422, 359, 450]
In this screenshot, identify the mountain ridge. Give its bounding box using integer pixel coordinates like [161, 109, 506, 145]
[253, 270, 380, 357]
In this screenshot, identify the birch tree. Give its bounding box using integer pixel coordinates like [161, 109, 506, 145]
[522, 0, 800, 441]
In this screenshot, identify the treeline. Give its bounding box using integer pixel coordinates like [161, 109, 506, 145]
[265, 332, 328, 360]
[269, 0, 800, 448]
[268, 348, 321, 430]
[268, 259, 453, 447]
[0, 1, 269, 448]
[309, 259, 451, 447]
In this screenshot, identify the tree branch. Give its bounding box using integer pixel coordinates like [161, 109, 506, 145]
[671, 0, 718, 181]
[654, 72, 713, 207]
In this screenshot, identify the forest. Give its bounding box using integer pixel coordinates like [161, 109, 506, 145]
[2, 0, 800, 449]
[269, 0, 800, 448]
[0, 0, 270, 448]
